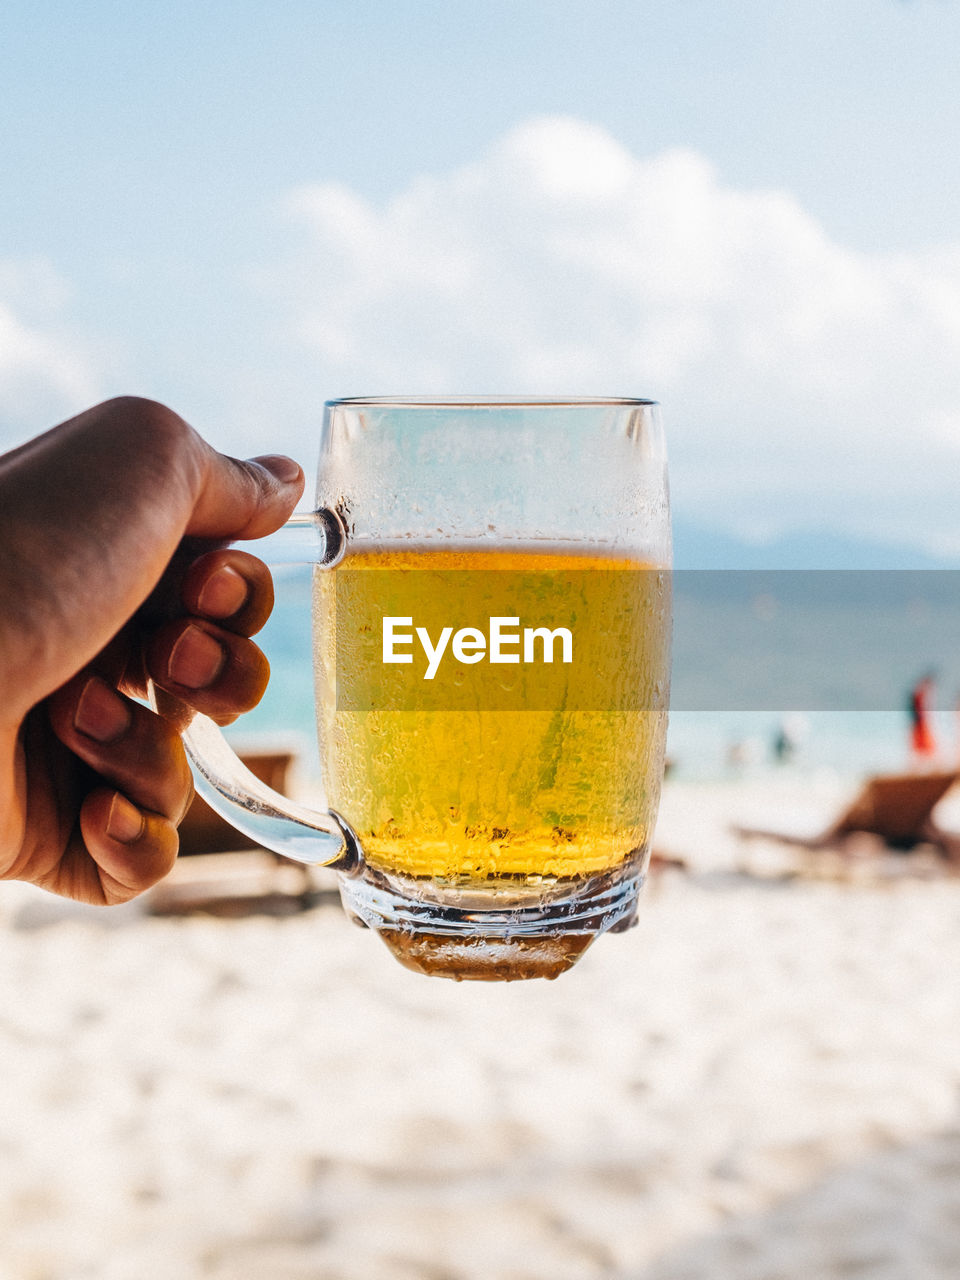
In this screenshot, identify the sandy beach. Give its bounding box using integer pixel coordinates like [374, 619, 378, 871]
[4, 773, 960, 1278]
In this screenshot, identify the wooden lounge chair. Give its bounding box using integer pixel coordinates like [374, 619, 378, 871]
[150, 747, 320, 916]
[734, 770, 960, 856]
[177, 749, 295, 855]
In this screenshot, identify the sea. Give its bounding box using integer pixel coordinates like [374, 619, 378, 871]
[225, 566, 952, 786]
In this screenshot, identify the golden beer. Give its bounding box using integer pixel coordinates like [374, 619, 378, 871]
[313, 546, 670, 894]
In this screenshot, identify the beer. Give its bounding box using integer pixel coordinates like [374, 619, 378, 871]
[313, 545, 669, 887]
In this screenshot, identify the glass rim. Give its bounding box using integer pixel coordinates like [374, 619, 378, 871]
[324, 395, 659, 409]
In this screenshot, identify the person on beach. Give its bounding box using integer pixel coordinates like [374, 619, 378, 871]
[0, 397, 304, 905]
[908, 671, 938, 766]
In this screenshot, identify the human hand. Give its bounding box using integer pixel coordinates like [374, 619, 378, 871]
[0, 397, 304, 904]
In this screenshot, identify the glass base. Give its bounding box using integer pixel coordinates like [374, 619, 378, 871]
[337, 864, 643, 981]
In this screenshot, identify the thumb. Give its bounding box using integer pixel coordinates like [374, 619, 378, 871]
[185, 450, 305, 541]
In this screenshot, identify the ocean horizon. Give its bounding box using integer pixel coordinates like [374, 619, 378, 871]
[228, 568, 941, 786]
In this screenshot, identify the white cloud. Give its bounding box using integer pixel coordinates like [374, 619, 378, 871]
[265, 116, 960, 553]
[0, 259, 99, 450]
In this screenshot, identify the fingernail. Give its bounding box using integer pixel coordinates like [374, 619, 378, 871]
[74, 677, 131, 743]
[167, 625, 225, 689]
[253, 454, 302, 485]
[107, 793, 144, 844]
[197, 565, 249, 618]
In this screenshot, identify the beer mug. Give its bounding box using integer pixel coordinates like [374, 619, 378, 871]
[182, 397, 671, 980]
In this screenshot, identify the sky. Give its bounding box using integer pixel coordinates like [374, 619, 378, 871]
[3, 0, 960, 555]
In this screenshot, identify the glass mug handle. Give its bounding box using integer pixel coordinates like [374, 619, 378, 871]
[149, 508, 365, 875]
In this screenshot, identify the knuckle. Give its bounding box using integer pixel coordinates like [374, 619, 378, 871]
[95, 397, 204, 496]
[98, 396, 190, 444]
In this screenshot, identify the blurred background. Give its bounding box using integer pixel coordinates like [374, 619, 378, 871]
[5, 2, 960, 1277]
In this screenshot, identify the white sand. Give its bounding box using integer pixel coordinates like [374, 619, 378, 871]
[3, 775, 960, 1278]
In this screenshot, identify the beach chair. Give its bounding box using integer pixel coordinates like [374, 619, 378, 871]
[150, 747, 319, 916]
[177, 749, 296, 855]
[733, 770, 960, 856]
